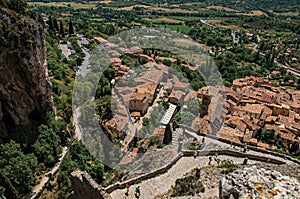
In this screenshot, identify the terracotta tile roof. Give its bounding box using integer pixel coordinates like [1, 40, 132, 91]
[94, 37, 108, 43]
[257, 142, 270, 149]
[137, 83, 157, 96]
[184, 91, 198, 103]
[135, 68, 164, 84]
[278, 131, 296, 142]
[271, 70, 280, 75]
[139, 54, 155, 62]
[218, 126, 243, 144]
[243, 130, 253, 143]
[130, 93, 147, 102]
[265, 116, 278, 123]
[110, 57, 122, 64]
[109, 50, 121, 57]
[157, 56, 177, 63]
[125, 46, 143, 55]
[130, 112, 141, 117]
[182, 64, 197, 71]
[169, 90, 185, 100]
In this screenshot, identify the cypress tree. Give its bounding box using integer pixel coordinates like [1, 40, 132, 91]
[163, 123, 172, 145]
[59, 21, 65, 38]
[48, 16, 54, 31]
[68, 19, 74, 36]
[54, 18, 59, 33]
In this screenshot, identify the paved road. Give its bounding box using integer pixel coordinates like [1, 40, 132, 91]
[77, 37, 90, 77]
[200, 19, 216, 28]
[73, 107, 83, 140]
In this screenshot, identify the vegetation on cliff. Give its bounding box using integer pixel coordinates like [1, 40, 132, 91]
[0, 0, 27, 14]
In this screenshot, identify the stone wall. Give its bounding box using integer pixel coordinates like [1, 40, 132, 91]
[183, 149, 285, 164]
[69, 148, 285, 197]
[181, 124, 300, 165]
[104, 153, 183, 193]
[69, 171, 111, 199]
[69, 126, 299, 197]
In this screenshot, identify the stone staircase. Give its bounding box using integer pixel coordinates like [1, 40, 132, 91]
[110, 153, 267, 199]
[110, 157, 202, 199]
[171, 128, 182, 146]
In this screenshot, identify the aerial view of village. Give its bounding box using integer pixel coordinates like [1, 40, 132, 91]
[1, 0, 300, 198]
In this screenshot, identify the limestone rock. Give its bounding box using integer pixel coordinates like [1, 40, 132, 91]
[219, 166, 300, 199]
[0, 8, 52, 142]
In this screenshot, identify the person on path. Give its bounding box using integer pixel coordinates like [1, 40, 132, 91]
[135, 185, 140, 198]
[125, 183, 130, 196]
[194, 151, 197, 158]
[243, 157, 248, 165]
[243, 143, 248, 153]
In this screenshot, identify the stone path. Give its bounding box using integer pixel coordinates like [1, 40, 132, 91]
[184, 129, 297, 165]
[110, 128, 298, 199]
[110, 156, 258, 199]
[171, 128, 182, 146]
[31, 147, 68, 199]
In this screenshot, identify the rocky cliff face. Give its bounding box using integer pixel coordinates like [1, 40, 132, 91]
[0, 8, 52, 142]
[219, 166, 300, 199]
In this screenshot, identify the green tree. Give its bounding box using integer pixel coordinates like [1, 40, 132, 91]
[0, 140, 37, 198]
[290, 142, 299, 154]
[103, 68, 115, 81]
[48, 16, 54, 32]
[187, 97, 201, 115]
[95, 95, 114, 120]
[68, 19, 74, 36]
[142, 117, 151, 126]
[59, 21, 65, 38]
[54, 18, 60, 33]
[0, 0, 27, 14]
[33, 125, 62, 167]
[95, 76, 110, 98]
[163, 123, 172, 145]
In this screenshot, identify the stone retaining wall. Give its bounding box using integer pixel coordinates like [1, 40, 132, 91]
[104, 153, 183, 193]
[69, 171, 111, 199]
[68, 125, 299, 198]
[180, 124, 300, 165]
[183, 150, 284, 165]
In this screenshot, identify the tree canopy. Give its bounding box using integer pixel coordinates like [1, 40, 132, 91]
[33, 124, 62, 167]
[0, 140, 37, 198]
[0, 0, 27, 14]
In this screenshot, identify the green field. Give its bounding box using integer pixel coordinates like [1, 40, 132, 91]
[28, 2, 97, 9]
